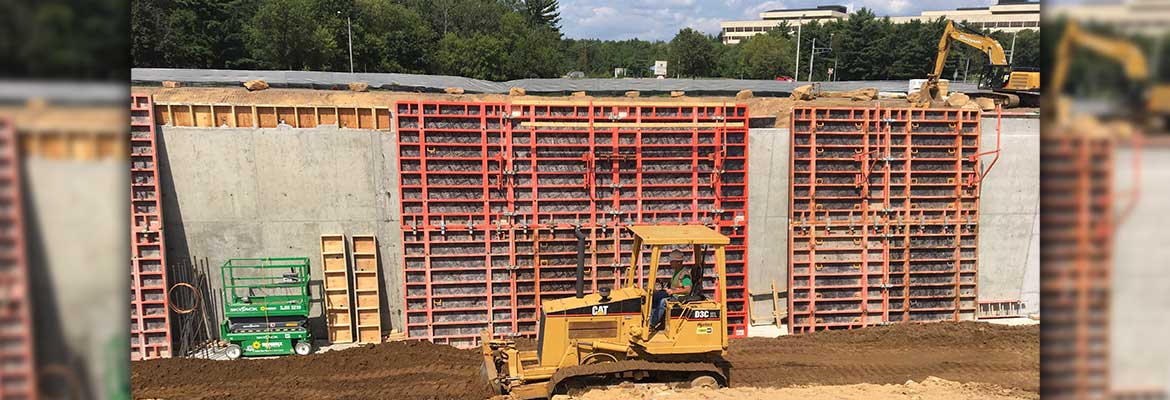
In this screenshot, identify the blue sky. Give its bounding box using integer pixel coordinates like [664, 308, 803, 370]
[558, 0, 1008, 41]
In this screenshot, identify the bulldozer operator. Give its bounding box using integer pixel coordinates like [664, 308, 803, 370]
[650, 249, 692, 330]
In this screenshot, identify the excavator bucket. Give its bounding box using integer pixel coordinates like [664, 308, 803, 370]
[913, 80, 946, 108]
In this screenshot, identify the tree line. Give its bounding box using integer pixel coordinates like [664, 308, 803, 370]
[129, 0, 1041, 82]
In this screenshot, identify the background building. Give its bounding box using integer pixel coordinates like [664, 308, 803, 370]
[1048, 0, 1170, 35]
[720, 5, 847, 44]
[720, 1, 1039, 45]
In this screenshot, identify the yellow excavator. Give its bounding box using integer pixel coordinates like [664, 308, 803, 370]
[1049, 19, 1151, 127]
[920, 20, 1040, 107]
[482, 225, 731, 399]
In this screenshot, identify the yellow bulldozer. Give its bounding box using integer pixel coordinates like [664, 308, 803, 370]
[481, 225, 731, 399]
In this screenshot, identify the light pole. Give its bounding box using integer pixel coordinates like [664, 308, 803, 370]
[794, 14, 804, 81]
[338, 11, 353, 73]
[1008, 30, 1018, 66]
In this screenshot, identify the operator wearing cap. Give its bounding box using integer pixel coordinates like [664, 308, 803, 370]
[650, 249, 692, 330]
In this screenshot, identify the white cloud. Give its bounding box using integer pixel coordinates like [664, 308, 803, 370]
[744, 1, 787, 19]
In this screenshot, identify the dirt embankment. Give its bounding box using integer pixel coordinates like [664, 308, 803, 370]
[132, 321, 1038, 399]
[728, 321, 1039, 393]
[131, 340, 495, 400]
[571, 377, 1037, 400]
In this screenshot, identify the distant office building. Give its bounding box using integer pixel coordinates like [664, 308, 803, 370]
[719, 6, 847, 45]
[888, 0, 1040, 33]
[1047, 0, 1170, 35]
[719, 1, 1039, 45]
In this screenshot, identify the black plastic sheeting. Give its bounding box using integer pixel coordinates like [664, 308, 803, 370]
[131, 68, 978, 97]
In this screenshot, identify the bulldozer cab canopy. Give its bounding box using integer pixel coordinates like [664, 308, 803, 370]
[627, 225, 730, 246]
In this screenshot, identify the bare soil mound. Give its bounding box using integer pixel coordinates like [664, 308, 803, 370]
[131, 340, 493, 399]
[132, 321, 1037, 399]
[728, 321, 1039, 392]
[572, 376, 1038, 400]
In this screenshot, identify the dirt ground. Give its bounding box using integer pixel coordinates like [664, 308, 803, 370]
[131, 321, 1037, 400]
[566, 377, 1037, 400]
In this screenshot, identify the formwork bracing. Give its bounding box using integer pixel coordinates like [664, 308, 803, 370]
[1040, 133, 1127, 400]
[788, 107, 992, 334]
[396, 100, 749, 347]
[130, 94, 173, 360]
[0, 118, 37, 398]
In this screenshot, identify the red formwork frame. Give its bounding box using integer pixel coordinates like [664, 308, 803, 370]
[396, 100, 749, 347]
[0, 118, 37, 398]
[1039, 132, 1138, 400]
[130, 94, 172, 360]
[788, 106, 993, 333]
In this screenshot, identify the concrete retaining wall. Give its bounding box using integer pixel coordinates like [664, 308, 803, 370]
[157, 126, 404, 339]
[159, 115, 1040, 340]
[744, 117, 1041, 322]
[1113, 146, 1170, 391]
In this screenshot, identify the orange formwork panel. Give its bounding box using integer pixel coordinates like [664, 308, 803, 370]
[396, 100, 749, 348]
[130, 94, 173, 360]
[0, 117, 38, 398]
[1040, 132, 1135, 400]
[788, 106, 993, 334]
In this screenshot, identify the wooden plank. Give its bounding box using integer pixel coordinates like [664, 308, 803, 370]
[520, 121, 744, 128]
[173, 105, 194, 127]
[772, 280, 781, 328]
[357, 108, 374, 129]
[257, 107, 277, 128]
[297, 107, 316, 128]
[213, 106, 233, 127]
[192, 105, 213, 127]
[276, 107, 296, 127]
[351, 234, 382, 344]
[154, 105, 171, 125]
[320, 234, 353, 344]
[376, 109, 391, 130]
[236, 105, 253, 128]
[338, 108, 358, 129]
[319, 108, 338, 126]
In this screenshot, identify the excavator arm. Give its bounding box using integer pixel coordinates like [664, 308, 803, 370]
[929, 20, 1008, 80]
[1049, 20, 1149, 99]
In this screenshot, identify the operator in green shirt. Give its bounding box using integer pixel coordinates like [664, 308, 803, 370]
[650, 249, 692, 329]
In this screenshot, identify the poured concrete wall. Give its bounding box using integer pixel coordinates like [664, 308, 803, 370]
[157, 126, 404, 339]
[744, 117, 1041, 323]
[1113, 145, 1170, 391]
[159, 114, 1039, 340]
[25, 159, 125, 400]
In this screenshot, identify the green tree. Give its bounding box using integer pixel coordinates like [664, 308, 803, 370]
[246, 0, 341, 70]
[738, 32, 794, 79]
[434, 32, 506, 80]
[669, 28, 716, 78]
[523, 0, 561, 31]
[353, 0, 434, 73]
[500, 13, 561, 79]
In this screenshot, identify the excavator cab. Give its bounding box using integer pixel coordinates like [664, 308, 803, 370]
[481, 225, 730, 399]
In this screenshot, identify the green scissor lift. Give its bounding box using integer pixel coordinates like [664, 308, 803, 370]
[220, 257, 313, 359]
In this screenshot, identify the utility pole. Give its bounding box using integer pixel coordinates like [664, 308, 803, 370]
[794, 14, 803, 81]
[1008, 31, 1018, 65]
[808, 38, 816, 81]
[339, 11, 354, 73]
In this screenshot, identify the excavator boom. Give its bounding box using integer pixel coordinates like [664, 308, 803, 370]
[930, 20, 1008, 80]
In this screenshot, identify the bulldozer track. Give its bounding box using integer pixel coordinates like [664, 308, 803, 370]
[548, 359, 727, 395]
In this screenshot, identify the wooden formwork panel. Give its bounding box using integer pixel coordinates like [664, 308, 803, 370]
[0, 117, 37, 398]
[130, 94, 174, 360]
[788, 107, 985, 333]
[397, 100, 750, 348]
[351, 235, 382, 343]
[320, 234, 353, 344]
[152, 103, 392, 130]
[1040, 133, 1116, 400]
